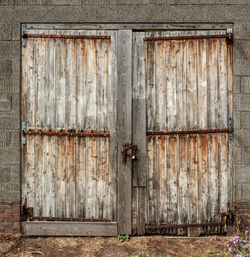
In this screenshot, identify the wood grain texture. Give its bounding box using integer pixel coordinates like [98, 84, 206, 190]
[133, 30, 232, 234]
[22, 30, 118, 224]
[117, 30, 132, 235]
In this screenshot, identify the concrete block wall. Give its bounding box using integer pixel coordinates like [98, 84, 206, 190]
[0, 0, 249, 232]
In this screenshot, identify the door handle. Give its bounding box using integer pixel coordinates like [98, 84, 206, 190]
[122, 142, 137, 164]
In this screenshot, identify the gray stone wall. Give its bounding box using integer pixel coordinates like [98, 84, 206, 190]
[0, 0, 249, 231]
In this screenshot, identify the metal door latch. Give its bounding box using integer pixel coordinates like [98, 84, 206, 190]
[122, 142, 137, 164]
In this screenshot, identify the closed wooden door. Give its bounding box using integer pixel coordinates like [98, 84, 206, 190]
[132, 30, 233, 235]
[22, 29, 121, 234]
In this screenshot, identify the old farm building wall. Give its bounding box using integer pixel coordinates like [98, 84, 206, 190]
[0, 0, 249, 235]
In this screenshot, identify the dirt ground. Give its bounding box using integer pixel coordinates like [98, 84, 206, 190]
[0, 233, 233, 257]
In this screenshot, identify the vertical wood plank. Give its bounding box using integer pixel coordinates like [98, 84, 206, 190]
[166, 41, 177, 131]
[207, 39, 218, 129]
[178, 135, 188, 224]
[209, 135, 219, 221]
[117, 30, 132, 235]
[186, 40, 198, 130]
[56, 136, 66, 217]
[146, 41, 156, 131]
[187, 136, 198, 223]
[158, 136, 167, 224]
[197, 39, 208, 129]
[218, 39, 228, 128]
[219, 133, 228, 213]
[176, 41, 187, 130]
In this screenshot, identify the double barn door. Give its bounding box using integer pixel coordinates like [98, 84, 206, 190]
[22, 26, 232, 236]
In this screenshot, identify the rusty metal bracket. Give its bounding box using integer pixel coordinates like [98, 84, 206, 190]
[21, 198, 34, 221]
[21, 198, 111, 223]
[144, 33, 233, 42]
[146, 202, 235, 233]
[22, 129, 110, 138]
[21, 33, 111, 40]
[147, 128, 233, 136]
[122, 142, 137, 164]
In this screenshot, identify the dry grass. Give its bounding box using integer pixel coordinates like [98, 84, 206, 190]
[0, 234, 231, 257]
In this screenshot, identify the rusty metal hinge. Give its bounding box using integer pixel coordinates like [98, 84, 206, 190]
[21, 24, 27, 47]
[228, 119, 233, 140]
[21, 122, 26, 144]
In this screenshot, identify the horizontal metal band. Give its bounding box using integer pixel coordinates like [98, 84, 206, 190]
[144, 33, 233, 42]
[22, 129, 110, 137]
[145, 221, 225, 230]
[146, 128, 232, 136]
[21, 33, 111, 40]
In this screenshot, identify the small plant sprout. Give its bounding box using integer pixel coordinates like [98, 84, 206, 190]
[118, 234, 130, 243]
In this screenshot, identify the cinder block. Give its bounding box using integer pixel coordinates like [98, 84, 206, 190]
[233, 111, 241, 129]
[15, 0, 43, 4]
[81, 0, 116, 4]
[0, 23, 12, 40]
[0, 148, 20, 165]
[234, 129, 250, 147]
[0, 113, 20, 129]
[0, 60, 12, 75]
[234, 22, 250, 40]
[11, 130, 20, 147]
[242, 147, 250, 165]
[233, 146, 242, 164]
[0, 42, 20, 58]
[0, 165, 20, 201]
[0, 131, 12, 147]
[234, 41, 250, 59]
[0, 0, 15, 5]
[234, 94, 250, 111]
[0, 76, 20, 93]
[14, 5, 97, 23]
[12, 59, 20, 75]
[0, 94, 12, 112]
[234, 58, 250, 76]
[240, 112, 250, 129]
[235, 183, 250, 201]
[11, 94, 19, 112]
[50, 0, 81, 4]
[235, 165, 250, 183]
[11, 23, 20, 41]
[233, 76, 241, 94]
[241, 76, 250, 93]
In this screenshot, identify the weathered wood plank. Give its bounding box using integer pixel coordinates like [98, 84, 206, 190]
[178, 135, 188, 224]
[187, 136, 198, 223]
[158, 136, 167, 224]
[25, 222, 118, 236]
[166, 41, 177, 130]
[207, 39, 218, 129]
[168, 136, 178, 224]
[209, 135, 219, 221]
[176, 41, 187, 130]
[197, 39, 208, 129]
[186, 40, 197, 130]
[146, 41, 156, 131]
[117, 30, 132, 235]
[219, 133, 228, 213]
[218, 39, 228, 128]
[198, 134, 209, 223]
